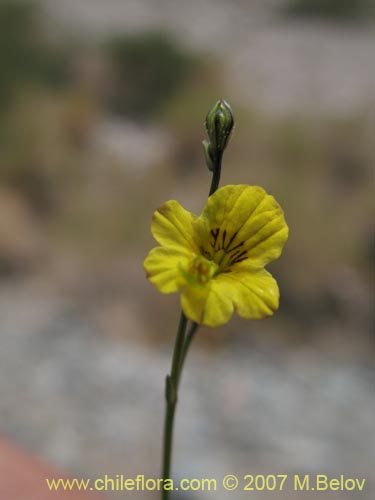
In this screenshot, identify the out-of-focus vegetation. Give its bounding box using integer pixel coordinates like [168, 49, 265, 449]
[0, 1, 68, 108]
[0, 0, 372, 352]
[0, 1, 211, 270]
[285, 0, 370, 21]
[0, 1, 203, 213]
[105, 32, 198, 120]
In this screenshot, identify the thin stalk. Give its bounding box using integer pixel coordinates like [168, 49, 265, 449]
[161, 311, 188, 499]
[177, 322, 199, 384]
[208, 152, 222, 196]
[161, 108, 225, 498]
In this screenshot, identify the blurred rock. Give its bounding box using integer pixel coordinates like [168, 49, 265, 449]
[95, 118, 171, 170]
[41, 0, 375, 115]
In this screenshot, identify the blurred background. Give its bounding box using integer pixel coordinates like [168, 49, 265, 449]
[0, 0, 373, 498]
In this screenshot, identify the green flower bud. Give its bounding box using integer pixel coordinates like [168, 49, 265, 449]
[205, 100, 234, 155]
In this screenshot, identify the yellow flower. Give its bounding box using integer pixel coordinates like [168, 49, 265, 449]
[144, 184, 288, 327]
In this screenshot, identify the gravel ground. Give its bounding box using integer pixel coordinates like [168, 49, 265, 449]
[1, 282, 373, 498]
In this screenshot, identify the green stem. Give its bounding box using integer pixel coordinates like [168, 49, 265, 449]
[161, 311, 188, 499]
[161, 116, 224, 498]
[208, 152, 222, 196]
[177, 322, 199, 384]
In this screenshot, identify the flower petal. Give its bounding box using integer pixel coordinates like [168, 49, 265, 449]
[180, 267, 279, 325]
[216, 268, 279, 319]
[144, 246, 191, 293]
[151, 200, 199, 253]
[180, 280, 234, 327]
[199, 184, 288, 268]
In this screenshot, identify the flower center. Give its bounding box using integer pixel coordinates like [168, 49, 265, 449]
[186, 255, 219, 284]
[200, 227, 248, 271]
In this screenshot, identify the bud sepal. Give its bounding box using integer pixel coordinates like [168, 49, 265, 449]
[204, 100, 234, 156]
